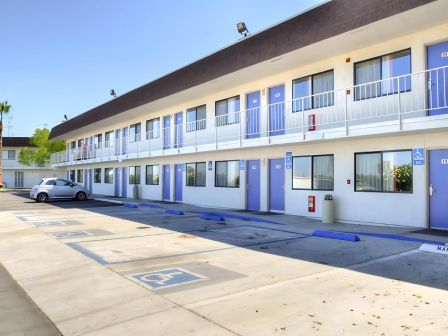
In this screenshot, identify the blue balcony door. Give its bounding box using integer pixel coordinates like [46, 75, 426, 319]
[175, 164, 183, 202]
[115, 129, 121, 156]
[269, 159, 285, 212]
[247, 160, 260, 211]
[163, 165, 170, 201]
[122, 167, 128, 198]
[115, 168, 121, 197]
[175, 112, 183, 149]
[84, 169, 88, 189]
[247, 91, 261, 139]
[164, 116, 171, 150]
[122, 127, 128, 155]
[429, 149, 448, 229]
[427, 41, 448, 116]
[269, 85, 285, 136]
[89, 169, 93, 194]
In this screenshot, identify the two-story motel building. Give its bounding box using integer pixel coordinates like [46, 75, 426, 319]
[49, 0, 448, 229]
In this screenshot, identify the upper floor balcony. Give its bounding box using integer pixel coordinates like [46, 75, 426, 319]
[51, 65, 448, 167]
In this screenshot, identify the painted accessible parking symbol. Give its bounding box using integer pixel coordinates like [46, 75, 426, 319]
[50, 231, 91, 238]
[130, 268, 207, 289]
[32, 222, 66, 227]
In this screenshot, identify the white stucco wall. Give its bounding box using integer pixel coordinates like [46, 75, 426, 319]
[66, 131, 448, 228]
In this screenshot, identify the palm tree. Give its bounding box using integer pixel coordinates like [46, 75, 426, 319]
[0, 101, 12, 188]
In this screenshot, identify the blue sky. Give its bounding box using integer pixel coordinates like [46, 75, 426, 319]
[1, 0, 322, 136]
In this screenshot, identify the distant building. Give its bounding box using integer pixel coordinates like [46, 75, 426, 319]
[48, 0, 448, 229]
[2, 137, 65, 188]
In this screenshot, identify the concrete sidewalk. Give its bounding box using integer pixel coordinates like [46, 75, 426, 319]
[0, 261, 60, 336]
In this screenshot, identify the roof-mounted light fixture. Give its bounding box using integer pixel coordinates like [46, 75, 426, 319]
[237, 22, 250, 37]
[110, 89, 117, 98]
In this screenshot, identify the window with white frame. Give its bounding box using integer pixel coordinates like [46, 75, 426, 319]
[146, 118, 160, 139]
[355, 150, 412, 192]
[215, 161, 240, 188]
[187, 105, 206, 132]
[105, 168, 114, 184]
[292, 155, 334, 190]
[354, 49, 411, 100]
[2, 150, 15, 160]
[215, 96, 240, 126]
[186, 162, 206, 187]
[292, 70, 334, 111]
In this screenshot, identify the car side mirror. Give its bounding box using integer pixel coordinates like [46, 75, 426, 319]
[70, 184, 74, 187]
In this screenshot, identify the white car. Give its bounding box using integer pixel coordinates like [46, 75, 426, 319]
[30, 178, 90, 202]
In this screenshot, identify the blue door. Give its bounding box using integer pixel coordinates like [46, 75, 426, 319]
[429, 149, 448, 229]
[247, 160, 260, 211]
[115, 129, 121, 156]
[122, 128, 128, 155]
[115, 168, 120, 197]
[89, 169, 93, 194]
[164, 116, 171, 150]
[84, 170, 88, 189]
[427, 41, 448, 116]
[247, 91, 261, 139]
[175, 164, 183, 202]
[175, 112, 183, 149]
[163, 165, 170, 200]
[269, 85, 285, 136]
[269, 159, 285, 212]
[122, 167, 128, 198]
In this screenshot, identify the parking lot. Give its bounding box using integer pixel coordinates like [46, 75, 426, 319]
[1, 192, 448, 335]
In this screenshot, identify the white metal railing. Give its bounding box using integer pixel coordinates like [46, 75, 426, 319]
[51, 66, 448, 165]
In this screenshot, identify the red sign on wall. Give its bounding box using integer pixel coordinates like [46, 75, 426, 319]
[308, 196, 315, 212]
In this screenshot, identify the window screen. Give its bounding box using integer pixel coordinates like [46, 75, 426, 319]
[105, 168, 114, 184]
[292, 70, 334, 111]
[146, 118, 160, 139]
[93, 169, 101, 183]
[292, 155, 334, 190]
[355, 49, 411, 100]
[215, 161, 240, 187]
[146, 165, 159, 185]
[186, 162, 206, 186]
[129, 166, 141, 184]
[355, 150, 412, 192]
[216, 96, 240, 126]
[187, 105, 206, 132]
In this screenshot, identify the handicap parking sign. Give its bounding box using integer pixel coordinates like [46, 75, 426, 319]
[32, 222, 66, 227]
[130, 267, 207, 289]
[50, 231, 91, 239]
[286, 152, 292, 169]
[413, 148, 424, 165]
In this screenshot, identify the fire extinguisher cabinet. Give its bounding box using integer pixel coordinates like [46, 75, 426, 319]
[322, 194, 334, 224]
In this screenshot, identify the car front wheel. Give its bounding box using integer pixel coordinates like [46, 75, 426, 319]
[76, 192, 86, 201]
[37, 193, 48, 203]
